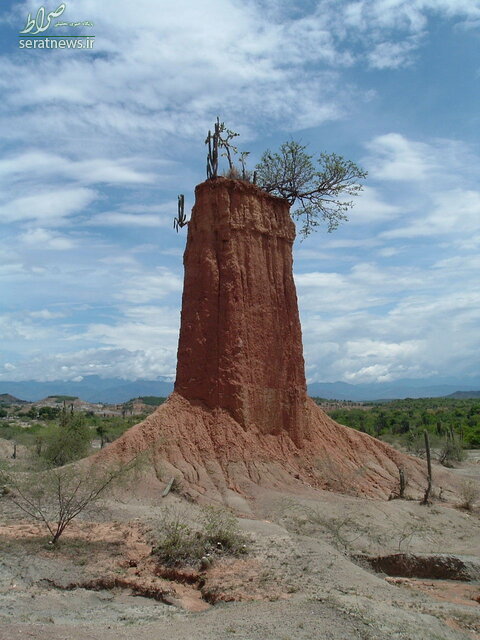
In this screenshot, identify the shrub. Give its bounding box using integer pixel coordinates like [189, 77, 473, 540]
[459, 480, 479, 511]
[153, 514, 204, 567]
[0, 455, 142, 543]
[38, 406, 61, 421]
[38, 414, 91, 466]
[153, 506, 249, 567]
[201, 505, 249, 555]
[439, 430, 465, 467]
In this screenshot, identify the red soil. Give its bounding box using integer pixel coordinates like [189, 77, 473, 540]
[99, 178, 457, 503]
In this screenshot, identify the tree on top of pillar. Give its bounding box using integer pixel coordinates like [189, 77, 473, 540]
[203, 118, 368, 238]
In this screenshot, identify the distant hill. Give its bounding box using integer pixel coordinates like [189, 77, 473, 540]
[307, 378, 480, 401]
[446, 390, 480, 399]
[0, 376, 174, 403]
[2, 376, 480, 403]
[0, 393, 26, 404]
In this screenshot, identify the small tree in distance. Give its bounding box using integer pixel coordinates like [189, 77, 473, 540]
[255, 140, 367, 238]
[37, 409, 91, 467]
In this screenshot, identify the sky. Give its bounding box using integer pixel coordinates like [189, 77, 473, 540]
[0, 0, 480, 387]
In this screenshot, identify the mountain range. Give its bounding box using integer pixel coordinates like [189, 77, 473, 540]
[1, 375, 480, 403]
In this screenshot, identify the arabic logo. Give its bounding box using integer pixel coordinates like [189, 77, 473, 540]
[20, 3, 66, 35]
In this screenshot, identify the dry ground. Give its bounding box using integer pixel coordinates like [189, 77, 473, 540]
[0, 447, 479, 640]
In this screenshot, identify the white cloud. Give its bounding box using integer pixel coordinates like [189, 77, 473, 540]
[294, 248, 332, 261]
[89, 212, 171, 227]
[0, 151, 155, 186]
[377, 246, 401, 258]
[296, 270, 386, 313]
[1, 1, 479, 388]
[297, 234, 480, 383]
[0, 188, 96, 224]
[0, 263, 26, 277]
[99, 255, 138, 266]
[2, 0, 478, 162]
[0, 0, 351, 156]
[0, 314, 54, 342]
[19, 228, 75, 250]
[0, 347, 176, 382]
[345, 338, 422, 360]
[117, 268, 183, 304]
[347, 186, 401, 224]
[365, 133, 438, 182]
[29, 309, 66, 319]
[382, 189, 480, 239]
[367, 36, 421, 69]
[341, 0, 480, 33]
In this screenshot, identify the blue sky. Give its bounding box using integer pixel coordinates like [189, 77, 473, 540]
[1, 0, 479, 386]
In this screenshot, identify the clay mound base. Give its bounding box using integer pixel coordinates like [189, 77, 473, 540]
[97, 392, 459, 504]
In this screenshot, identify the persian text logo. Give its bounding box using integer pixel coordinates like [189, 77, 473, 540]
[19, 3, 95, 49]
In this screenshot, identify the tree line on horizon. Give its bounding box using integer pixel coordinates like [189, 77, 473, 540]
[322, 396, 480, 449]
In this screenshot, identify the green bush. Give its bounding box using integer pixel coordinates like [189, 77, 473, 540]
[464, 425, 480, 448]
[38, 414, 91, 467]
[153, 517, 204, 567]
[326, 398, 480, 449]
[38, 406, 61, 421]
[201, 505, 249, 554]
[153, 506, 249, 567]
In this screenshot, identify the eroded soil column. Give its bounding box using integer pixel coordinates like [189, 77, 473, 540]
[175, 178, 307, 445]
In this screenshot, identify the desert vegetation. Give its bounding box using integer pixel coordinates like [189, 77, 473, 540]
[195, 118, 367, 238]
[152, 505, 249, 568]
[0, 396, 165, 461]
[321, 397, 480, 452]
[0, 455, 142, 543]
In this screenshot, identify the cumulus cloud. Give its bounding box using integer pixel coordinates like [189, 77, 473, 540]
[0, 347, 176, 382]
[2, 0, 478, 157]
[0, 313, 55, 343]
[347, 186, 401, 224]
[0, 0, 351, 155]
[117, 268, 183, 304]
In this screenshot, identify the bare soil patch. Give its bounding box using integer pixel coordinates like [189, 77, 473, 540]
[1, 455, 479, 640]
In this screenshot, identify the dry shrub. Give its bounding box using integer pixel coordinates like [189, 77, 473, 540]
[459, 479, 479, 511]
[314, 455, 366, 495]
[153, 505, 249, 568]
[0, 455, 143, 543]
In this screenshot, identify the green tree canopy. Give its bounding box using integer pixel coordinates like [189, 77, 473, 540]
[255, 140, 367, 237]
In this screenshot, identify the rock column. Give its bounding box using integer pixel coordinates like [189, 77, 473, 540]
[175, 178, 307, 445]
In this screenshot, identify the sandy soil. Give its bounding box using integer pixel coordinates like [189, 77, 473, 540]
[0, 451, 479, 640]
